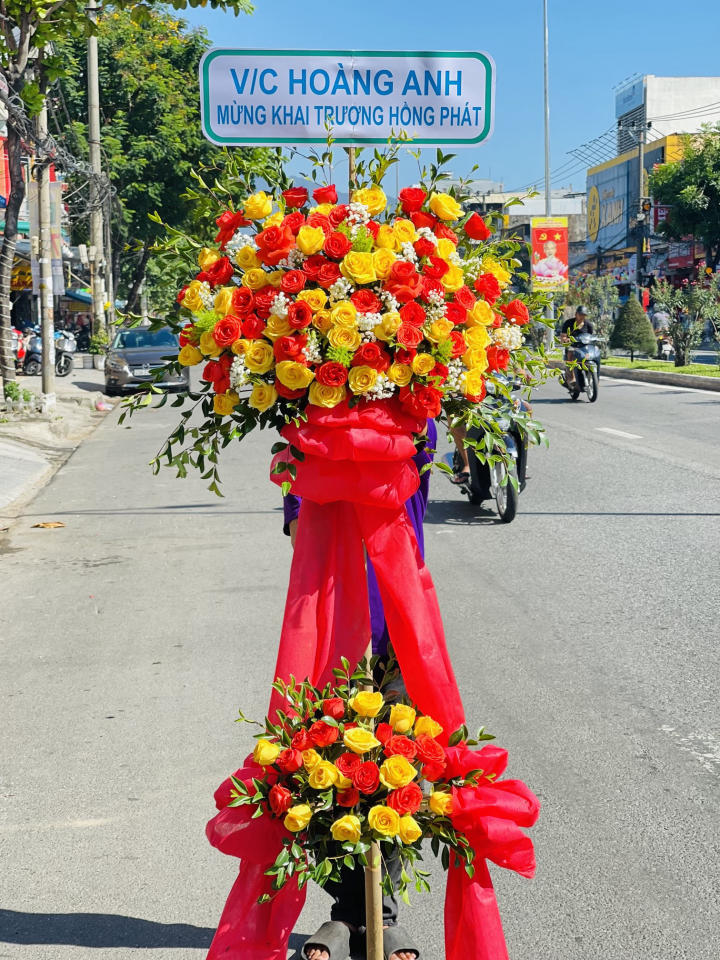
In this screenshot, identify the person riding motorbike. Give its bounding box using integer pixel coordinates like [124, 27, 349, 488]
[561, 306, 594, 389]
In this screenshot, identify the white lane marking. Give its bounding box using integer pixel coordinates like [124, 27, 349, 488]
[602, 376, 720, 396]
[660, 725, 720, 777]
[595, 427, 643, 440]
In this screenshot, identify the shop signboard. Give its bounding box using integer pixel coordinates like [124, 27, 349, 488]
[530, 216, 569, 291]
[667, 238, 694, 270]
[586, 158, 630, 255]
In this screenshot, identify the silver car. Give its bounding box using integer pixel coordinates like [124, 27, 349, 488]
[104, 327, 189, 395]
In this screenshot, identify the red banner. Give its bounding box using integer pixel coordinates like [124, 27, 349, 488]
[531, 216, 569, 291]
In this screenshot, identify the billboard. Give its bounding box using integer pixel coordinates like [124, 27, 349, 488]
[530, 216, 568, 291]
[615, 77, 644, 118]
[586, 159, 630, 255]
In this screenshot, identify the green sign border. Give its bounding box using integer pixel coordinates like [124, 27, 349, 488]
[200, 49, 494, 146]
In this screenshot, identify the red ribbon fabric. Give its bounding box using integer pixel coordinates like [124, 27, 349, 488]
[205, 399, 539, 960]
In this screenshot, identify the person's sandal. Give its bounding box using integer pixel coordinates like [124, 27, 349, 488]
[303, 921, 351, 960]
[450, 470, 470, 485]
[383, 925, 420, 959]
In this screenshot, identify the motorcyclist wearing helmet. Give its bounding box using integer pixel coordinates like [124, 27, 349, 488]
[561, 306, 594, 389]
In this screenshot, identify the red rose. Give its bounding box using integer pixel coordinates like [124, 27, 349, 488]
[232, 287, 255, 315]
[396, 323, 423, 349]
[464, 212, 492, 242]
[423, 256, 450, 280]
[415, 735, 446, 765]
[434, 222, 458, 244]
[254, 286, 278, 319]
[454, 286, 477, 311]
[213, 315, 242, 347]
[202, 360, 222, 383]
[276, 748, 304, 774]
[398, 187, 427, 213]
[421, 761, 447, 782]
[486, 345, 510, 371]
[214, 376, 231, 395]
[315, 361, 348, 387]
[413, 237, 436, 259]
[449, 330, 467, 358]
[337, 787, 360, 807]
[351, 289, 381, 314]
[399, 383, 443, 419]
[215, 209, 250, 249]
[324, 231, 352, 260]
[410, 211, 438, 231]
[365, 220, 380, 239]
[302, 254, 326, 280]
[421, 277, 444, 302]
[177, 286, 188, 304]
[269, 783, 293, 817]
[431, 362, 449, 385]
[282, 187, 308, 208]
[179, 323, 194, 347]
[274, 334, 307, 363]
[445, 302, 467, 326]
[336, 752, 362, 777]
[316, 262, 342, 289]
[282, 211, 306, 235]
[384, 735, 417, 760]
[287, 301, 312, 330]
[242, 315, 266, 339]
[205, 257, 234, 287]
[386, 782, 423, 815]
[281, 270, 306, 295]
[386, 261, 423, 303]
[322, 697, 345, 720]
[465, 377, 487, 403]
[474, 273, 501, 304]
[501, 299, 530, 326]
[351, 341, 390, 372]
[307, 211, 332, 237]
[329, 204, 349, 227]
[399, 302, 426, 327]
[312, 184, 338, 204]
[375, 722, 393, 745]
[351, 761, 380, 794]
[255, 223, 295, 266]
[394, 347, 417, 365]
[310, 719, 339, 748]
[291, 729, 312, 751]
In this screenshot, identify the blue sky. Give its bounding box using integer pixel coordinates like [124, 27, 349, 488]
[183, 0, 720, 194]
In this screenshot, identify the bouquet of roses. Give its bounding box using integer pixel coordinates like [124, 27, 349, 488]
[228, 658, 494, 902]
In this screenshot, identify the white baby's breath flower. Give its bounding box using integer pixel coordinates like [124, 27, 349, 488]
[230, 356, 249, 390]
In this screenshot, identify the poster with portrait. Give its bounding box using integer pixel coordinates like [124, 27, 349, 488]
[531, 216, 569, 291]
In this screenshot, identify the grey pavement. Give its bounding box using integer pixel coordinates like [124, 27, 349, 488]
[0, 374, 719, 959]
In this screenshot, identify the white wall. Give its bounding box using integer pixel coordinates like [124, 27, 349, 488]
[646, 76, 720, 137]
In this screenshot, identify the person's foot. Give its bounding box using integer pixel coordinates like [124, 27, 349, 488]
[384, 925, 418, 960]
[450, 470, 470, 485]
[304, 922, 355, 960]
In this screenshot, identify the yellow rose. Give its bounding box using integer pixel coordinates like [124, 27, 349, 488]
[372, 248, 397, 280]
[235, 245, 261, 271]
[308, 382, 346, 408]
[297, 288, 328, 312]
[435, 238, 457, 261]
[182, 281, 206, 314]
[393, 218, 418, 246]
[374, 311, 402, 342]
[242, 267, 269, 291]
[379, 755, 417, 790]
[352, 185, 387, 215]
[330, 300, 358, 329]
[398, 815, 423, 845]
[467, 300, 495, 326]
[252, 738, 280, 766]
[348, 365, 378, 395]
[482, 257, 512, 288]
[331, 814, 362, 843]
[231, 338, 249, 356]
[268, 269, 284, 288]
[387, 362, 413, 387]
[348, 691, 384, 718]
[336, 773, 353, 791]
[428, 790, 453, 817]
[429, 192, 463, 221]
[249, 382, 278, 412]
[389, 704, 416, 733]
[463, 347, 489, 372]
[199, 330, 222, 358]
[309, 203, 334, 216]
[276, 361, 315, 391]
[178, 344, 203, 367]
[441, 263, 465, 292]
[414, 716, 443, 738]
[244, 339, 275, 373]
[264, 314, 293, 341]
[427, 318, 454, 344]
[327, 326, 361, 351]
[312, 309, 333, 334]
[343, 727, 381, 755]
[303, 748, 322, 770]
[213, 390, 240, 416]
[214, 286, 234, 316]
[465, 324, 491, 349]
[308, 760, 340, 790]
[463, 368, 487, 398]
[374, 224, 398, 250]
[244, 190, 273, 220]
[341, 251, 376, 285]
[198, 247, 220, 270]
[284, 804, 312, 833]
[296, 225, 326, 255]
[368, 804, 400, 837]
[412, 353, 436, 376]
[263, 211, 284, 229]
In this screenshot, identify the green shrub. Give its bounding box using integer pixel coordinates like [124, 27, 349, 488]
[609, 297, 656, 361]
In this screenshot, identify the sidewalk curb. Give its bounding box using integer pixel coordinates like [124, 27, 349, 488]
[547, 359, 720, 392]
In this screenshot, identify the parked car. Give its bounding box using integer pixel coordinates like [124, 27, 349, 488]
[104, 327, 188, 395]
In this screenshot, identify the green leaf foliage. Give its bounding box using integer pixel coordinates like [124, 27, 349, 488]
[609, 296, 656, 361]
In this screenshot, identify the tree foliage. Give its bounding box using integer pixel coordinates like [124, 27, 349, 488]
[568, 274, 619, 354]
[650, 124, 720, 271]
[609, 296, 656, 361]
[652, 276, 720, 366]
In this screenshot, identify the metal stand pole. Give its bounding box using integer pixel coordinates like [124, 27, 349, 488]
[35, 102, 55, 410]
[362, 637, 384, 960]
[346, 146, 356, 199]
[87, 0, 106, 337]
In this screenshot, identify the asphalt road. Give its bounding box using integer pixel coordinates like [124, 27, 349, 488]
[1, 374, 719, 960]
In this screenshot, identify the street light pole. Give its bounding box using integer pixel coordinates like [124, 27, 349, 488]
[35, 101, 55, 408]
[543, 0, 551, 218]
[636, 125, 646, 296]
[87, 0, 106, 338]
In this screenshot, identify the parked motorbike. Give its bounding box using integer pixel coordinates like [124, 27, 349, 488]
[562, 332, 600, 402]
[448, 380, 531, 523]
[23, 330, 76, 377]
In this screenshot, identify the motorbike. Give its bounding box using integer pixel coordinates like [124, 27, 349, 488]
[23, 329, 76, 377]
[562, 332, 601, 402]
[447, 379, 531, 524]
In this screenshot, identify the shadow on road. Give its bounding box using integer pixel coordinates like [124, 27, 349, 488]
[426, 499, 498, 525]
[19, 506, 284, 518]
[0, 908, 216, 948]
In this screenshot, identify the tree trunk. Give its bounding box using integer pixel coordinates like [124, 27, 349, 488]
[0, 123, 26, 390]
[630, 349, 634, 362]
[675, 349, 687, 367]
[124, 240, 151, 314]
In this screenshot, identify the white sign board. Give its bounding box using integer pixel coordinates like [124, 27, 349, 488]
[200, 49, 495, 147]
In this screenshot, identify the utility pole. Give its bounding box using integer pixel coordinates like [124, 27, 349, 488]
[87, 0, 106, 338]
[542, 0, 555, 337]
[35, 101, 55, 408]
[635, 124, 646, 296]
